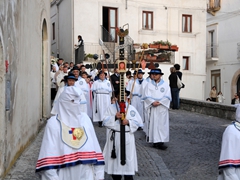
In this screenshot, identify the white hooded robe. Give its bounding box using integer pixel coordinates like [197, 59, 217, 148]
[102, 103, 143, 175]
[142, 79, 171, 143]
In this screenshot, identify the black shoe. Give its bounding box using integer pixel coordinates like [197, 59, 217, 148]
[137, 127, 143, 131]
[158, 142, 168, 150]
[153, 143, 159, 148]
[98, 121, 102, 127]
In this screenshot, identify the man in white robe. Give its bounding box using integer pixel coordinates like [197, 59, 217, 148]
[85, 74, 93, 119]
[91, 71, 112, 127]
[102, 101, 143, 180]
[218, 104, 240, 180]
[140, 70, 154, 135]
[51, 73, 86, 115]
[72, 66, 88, 113]
[36, 86, 104, 180]
[142, 69, 171, 150]
[126, 69, 145, 119]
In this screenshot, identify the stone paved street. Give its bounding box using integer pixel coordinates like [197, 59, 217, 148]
[3, 109, 231, 180]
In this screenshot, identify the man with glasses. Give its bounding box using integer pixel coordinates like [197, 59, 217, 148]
[142, 69, 171, 150]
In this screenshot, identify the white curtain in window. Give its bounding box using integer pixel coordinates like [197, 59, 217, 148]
[148, 13, 152, 29]
[182, 16, 185, 32]
[183, 58, 187, 69]
[110, 10, 115, 27]
[211, 76, 215, 87]
[143, 13, 146, 29]
[187, 17, 191, 32]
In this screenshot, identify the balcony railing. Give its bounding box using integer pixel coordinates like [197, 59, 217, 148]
[206, 44, 219, 59]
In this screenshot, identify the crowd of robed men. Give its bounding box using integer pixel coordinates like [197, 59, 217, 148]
[38, 58, 240, 180]
[40, 58, 172, 180]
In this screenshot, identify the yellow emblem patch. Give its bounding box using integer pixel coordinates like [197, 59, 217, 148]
[73, 128, 84, 140]
[57, 118, 87, 149]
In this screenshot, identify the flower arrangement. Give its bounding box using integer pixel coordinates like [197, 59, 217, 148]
[51, 56, 58, 65]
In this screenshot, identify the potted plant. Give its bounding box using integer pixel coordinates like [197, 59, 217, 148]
[159, 40, 171, 50]
[170, 44, 179, 51]
[149, 41, 159, 49]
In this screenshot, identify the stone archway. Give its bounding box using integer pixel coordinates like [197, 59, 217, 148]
[42, 19, 50, 118]
[231, 69, 240, 98]
[238, 76, 240, 94]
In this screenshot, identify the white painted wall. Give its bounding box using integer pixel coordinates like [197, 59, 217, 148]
[206, 0, 240, 104]
[0, 0, 50, 177]
[52, 0, 207, 100]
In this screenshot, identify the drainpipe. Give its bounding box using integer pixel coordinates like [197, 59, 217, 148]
[164, 6, 168, 40]
[56, 0, 61, 58]
[72, 0, 74, 62]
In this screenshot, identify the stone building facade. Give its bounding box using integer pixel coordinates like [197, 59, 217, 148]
[206, 0, 240, 104]
[51, 0, 207, 100]
[0, 0, 50, 178]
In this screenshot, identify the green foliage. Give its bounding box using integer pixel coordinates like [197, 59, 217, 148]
[84, 53, 94, 60]
[153, 40, 171, 46]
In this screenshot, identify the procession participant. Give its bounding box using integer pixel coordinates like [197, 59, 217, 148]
[140, 69, 154, 135]
[110, 68, 120, 98]
[102, 97, 143, 180]
[57, 58, 64, 67]
[51, 73, 79, 115]
[69, 62, 74, 70]
[72, 66, 88, 113]
[218, 104, 240, 180]
[81, 71, 88, 79]
[86, 75, 93, 119]
[90, 68, 98, 81]
[50, 65, 57, 101]
[80, 65, 86, 73]
[36, 86, 105, 180]
[82, 72, 93, 119]
[142, 69, 171, 150]
[54, 65, 64, 91]
[52, 58, 64, 72]
[125, 70, 132, 84]
[91, 70, 112, 127]
[125, 69, 145, 118]
[63, 61, 69, 68]
[56, 65, 68, 88]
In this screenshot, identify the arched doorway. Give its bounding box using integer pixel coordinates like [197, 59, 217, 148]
[42, 19, 50, 118]
[231, 69, 240, 97]
[237, 75, 240, 94]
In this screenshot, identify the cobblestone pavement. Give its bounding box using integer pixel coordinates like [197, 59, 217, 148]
[3, 109, 231, 180]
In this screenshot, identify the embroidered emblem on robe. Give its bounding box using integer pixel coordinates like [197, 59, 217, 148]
[79, 81, 83, 85]
[160, 87, 165, 92]
[130, 110, 136, 117]
[58, 118, 87, 149]
[107, 83, 110, 87]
